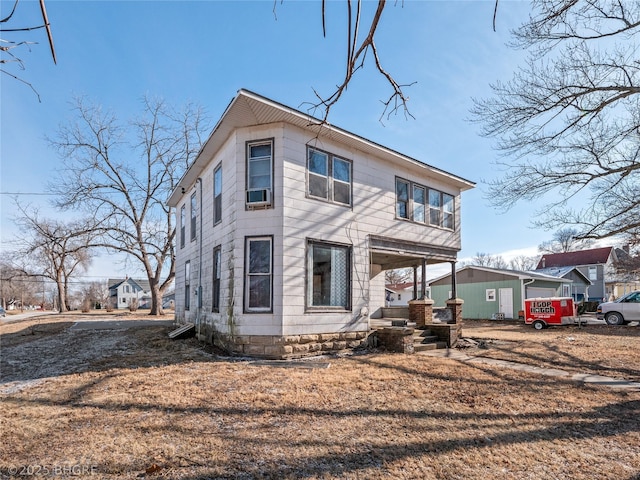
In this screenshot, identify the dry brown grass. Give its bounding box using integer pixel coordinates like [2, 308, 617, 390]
[1, 315, 639, 479]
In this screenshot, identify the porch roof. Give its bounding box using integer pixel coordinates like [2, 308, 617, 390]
[369, 235, 458, 270]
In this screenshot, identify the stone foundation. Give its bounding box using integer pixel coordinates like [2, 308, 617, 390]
[212, 331, 369, 359]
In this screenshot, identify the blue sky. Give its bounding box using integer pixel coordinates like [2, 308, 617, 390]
[1, 0, 548, 279]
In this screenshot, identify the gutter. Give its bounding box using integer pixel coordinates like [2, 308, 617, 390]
[522, 278, 536, 312]
[196, 177, 203, 339]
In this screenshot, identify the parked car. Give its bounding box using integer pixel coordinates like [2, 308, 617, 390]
[0, 306, 6, 317]
[596, 291, 640, 325]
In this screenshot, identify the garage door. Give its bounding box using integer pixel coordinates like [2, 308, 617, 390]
[526, 287, 556, 298]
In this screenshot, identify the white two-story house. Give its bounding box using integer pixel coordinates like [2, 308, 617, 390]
[167, 90, 474, 358]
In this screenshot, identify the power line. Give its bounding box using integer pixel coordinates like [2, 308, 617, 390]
[0, 192, 55, 196]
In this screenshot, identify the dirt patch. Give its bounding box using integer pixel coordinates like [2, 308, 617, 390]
[1, 315, 639, 479]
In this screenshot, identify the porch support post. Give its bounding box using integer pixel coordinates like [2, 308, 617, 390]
[450, 261, 457, 299]
[413, 266, 418, 300]
[421, 258, 427, 299]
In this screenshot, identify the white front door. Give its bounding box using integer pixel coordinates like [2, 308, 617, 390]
[499, 288, 514, 319]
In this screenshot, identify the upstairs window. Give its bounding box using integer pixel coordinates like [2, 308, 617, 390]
[190, 192, 197, 242]
[246, 140, 273, 207]
[395, 177, 455, 230]
[213, 164, 222, 224]
[428, 189, 442, 226]
[396, 179, 409, 219]
[180, 204, 186, 248]
[307, 147, 352, 206]
[413, 185, 426, 223]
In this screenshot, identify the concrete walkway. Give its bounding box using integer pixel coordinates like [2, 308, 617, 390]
[420, 349, 640, 392]
[0, 311, 58, 324]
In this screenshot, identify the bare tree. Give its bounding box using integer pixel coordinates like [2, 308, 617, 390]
[384, 267, 413, 286]
[469, 252, 507, 269]
[614, 244, 640, 282]
[80, 280, 108, 311]
[13, 206, 97, 312]
[509, 255, 538, 271]
[48, 96, 208, 316]
[538, 227, 595, 254]
[0, 259, 41, 310]
[1, 0, 56, 100]
[472, 1, 640, 245]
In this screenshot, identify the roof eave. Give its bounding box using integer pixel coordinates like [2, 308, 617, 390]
[168, 89, 476, 207]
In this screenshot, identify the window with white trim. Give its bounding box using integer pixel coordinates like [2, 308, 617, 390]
[185, 261, 191, 311]
[246, 140, 273, 205]
[212, 246, 221, 313]
[307, 239, 351, 310]
[190, 193, 197, 242]
[413, 185, 426, 223]
[395, 177, 455, 230]
[396, 179, 409, 219]
[307, 147, 352, 206]
[180, 204, 186, 248]
[213, 164, 222, 225]
[245, 236, 272, 312]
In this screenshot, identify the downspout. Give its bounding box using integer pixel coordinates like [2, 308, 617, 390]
[196, 177, 203, 339]
[522, 278, 535, 311]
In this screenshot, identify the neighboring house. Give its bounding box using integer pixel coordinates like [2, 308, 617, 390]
[167, 89, 474, 358]
[606, 281, 640, 300]
[428, 266, 573, 320]
[535, 247, 625, 302]
[162, 291, 176, 310]
[532, 266, 592, 303]
[108, 278, 151, 310]
[385, 282, 416, 306]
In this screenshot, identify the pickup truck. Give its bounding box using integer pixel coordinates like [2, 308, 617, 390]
[596, 290, 640, 325]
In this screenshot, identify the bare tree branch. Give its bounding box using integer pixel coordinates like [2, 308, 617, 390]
[298, 0, 414, 124]
[472, 1, 640, 244]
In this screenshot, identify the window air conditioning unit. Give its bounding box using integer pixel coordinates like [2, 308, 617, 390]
[246, 188, 271, 208]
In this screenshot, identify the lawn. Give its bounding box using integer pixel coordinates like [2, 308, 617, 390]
[1, 314, 639, 479]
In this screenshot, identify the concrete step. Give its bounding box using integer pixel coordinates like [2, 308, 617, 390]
[168, 322, 195, 339]
[413, 329, 434, 337]
[413, 341, 447, 352]
[381, 307, 409, 318]
[414, 334, 440, 344]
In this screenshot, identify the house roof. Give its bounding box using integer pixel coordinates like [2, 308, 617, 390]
[536, 247, 614, 269]
[168, 89, 475, 206]
[534, 266, 592, 285]
[385, 282, 414, 291]
[108, 278, 151, 292]
[428, 265, 574, 285]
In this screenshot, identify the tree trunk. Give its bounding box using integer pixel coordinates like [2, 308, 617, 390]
[148, 279, 164, 316]
[55, 275, 68, 313]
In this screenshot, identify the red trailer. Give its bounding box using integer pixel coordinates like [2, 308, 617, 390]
[524, 297, 581, 330]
